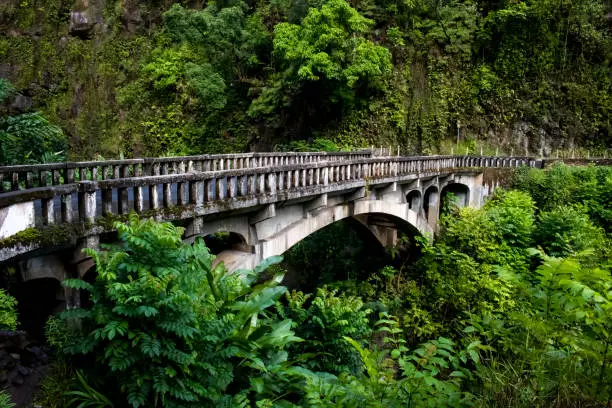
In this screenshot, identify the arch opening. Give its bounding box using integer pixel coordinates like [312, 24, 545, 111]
[423, 186, 439, 223]
[280, 218, 389, 292]
[440, 183, 470, 216]
[11, 277, 62, 339]
[406, 190, 422, 211]
[279, 213, 423, 293]
[203, 232, 247, 255]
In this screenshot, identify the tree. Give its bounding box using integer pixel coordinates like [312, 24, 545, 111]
[63, 216, 302, 407]
[0, 78, 66, 165]
[248, 0, 392, 139]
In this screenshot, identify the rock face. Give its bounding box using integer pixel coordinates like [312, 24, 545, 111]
[121, 6, 142, 34]
[0, 331, 50, 406]
[69, 10, 96, 39]
[9, 95, 32, 113]
[0, 331, 48, 385]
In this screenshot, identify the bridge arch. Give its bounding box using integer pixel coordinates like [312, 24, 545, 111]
[255, 198, 432, 265]
[423, 185, 439, 225]
[440, 182, 470, 209]
[406, 190, 422, 211]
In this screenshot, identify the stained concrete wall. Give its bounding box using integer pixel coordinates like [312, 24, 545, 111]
[0, 202, 35, 239]
[15, 171, 490, 279]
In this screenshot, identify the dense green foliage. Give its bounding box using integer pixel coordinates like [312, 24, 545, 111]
[0, 288, 18, 331]
[62, 215, 303, 407]
[1, 0, 610, 158]
[0, 391, 16, 408]
[0, 78, 66, 165]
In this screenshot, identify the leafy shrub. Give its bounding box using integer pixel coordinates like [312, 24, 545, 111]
[0, 391, 15, 408]
[45, 315, 69, 350]
[62, 215, 300, 407]
[34, 360, 74, 408]
[66, 370, 114, 408]
[534, 205, 604, 257]
[278, 287, 372, 375]
[0, 289, 18, 331]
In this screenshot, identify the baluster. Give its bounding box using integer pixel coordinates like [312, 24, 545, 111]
[229, 176, 238, 198]
[216, 177, 226, 200]
[191, 179, 204, 205]
[134, 183, 144, 213]
[61, 193, 73, 223]
[118, 185, 129, 214]
[255, 174, 264, 194]
[0, 173, 4, 193]
[298, 169, 304, 187]
[266, 173, 276, 194]
[79, 189, 97, 223]
[11, 172, 19, 191]
[178, 180, 188, 206]
[204, 178, 215, 201]
[323, 167, 329, 185]
[163, 182, 172, 207]
[25, 172, 33, 189]
[277, 172, 284, 191]
[53, 169, 61, 185]
[246, 175, 254, 195]
[42, 197, 54, 225]
[239, 175, 248, 196]
[39, 170, 47, 187]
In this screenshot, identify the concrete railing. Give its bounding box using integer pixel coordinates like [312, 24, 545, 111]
[0, 155, 537, 232]
[0, 151, 373, 193]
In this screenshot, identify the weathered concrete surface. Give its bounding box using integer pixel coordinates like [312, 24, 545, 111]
[213, 173, 479, 271]
[3, 154, 546, 284]
[0, 202, 34, 239]
[19, 255, 66, 282]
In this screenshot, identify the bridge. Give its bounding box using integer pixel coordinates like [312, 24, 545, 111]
[7, 150, 603, 310]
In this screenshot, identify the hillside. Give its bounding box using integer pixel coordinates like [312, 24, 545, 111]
[0, 0, 610, 159]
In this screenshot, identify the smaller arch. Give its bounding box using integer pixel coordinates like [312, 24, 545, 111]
[440, 183, 470, 213]
[423, 186, 439, 224]
[406, 190, 422, 211]
[12, 277, 63, 338]
[203, 231, 247, 255]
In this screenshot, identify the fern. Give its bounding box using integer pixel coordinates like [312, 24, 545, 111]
[63, 216, 301, 407]
[0, 391, 15, 408]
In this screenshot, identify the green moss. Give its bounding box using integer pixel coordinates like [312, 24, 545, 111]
[0, 223, 86, 250]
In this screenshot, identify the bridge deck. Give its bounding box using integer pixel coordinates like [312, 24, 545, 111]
[0, 154, 541, 262]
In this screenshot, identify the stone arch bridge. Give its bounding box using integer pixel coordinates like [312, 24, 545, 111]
[0, 150, 554, 307]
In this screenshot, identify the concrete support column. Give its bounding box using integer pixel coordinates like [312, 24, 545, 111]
[426, 190, 439, 229]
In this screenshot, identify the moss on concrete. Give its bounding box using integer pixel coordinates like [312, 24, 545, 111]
[0, 223, 86, 250]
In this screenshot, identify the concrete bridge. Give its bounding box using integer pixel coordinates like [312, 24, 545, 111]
[0, 150, 545, 298]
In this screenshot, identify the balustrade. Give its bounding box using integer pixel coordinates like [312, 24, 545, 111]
[0, 151, 372, 193]
[0, 154, 539, 233]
